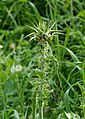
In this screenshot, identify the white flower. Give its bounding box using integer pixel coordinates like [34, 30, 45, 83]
[9, 43, 15, 49]
[11, 64, 22, 73]
[0, 45, 3, 49]
[15, 65, 22, 72]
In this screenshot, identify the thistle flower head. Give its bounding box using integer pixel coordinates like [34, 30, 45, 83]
[25, 21, 63, 46]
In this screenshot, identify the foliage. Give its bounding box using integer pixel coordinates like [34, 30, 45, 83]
[0, 0, 85, 119]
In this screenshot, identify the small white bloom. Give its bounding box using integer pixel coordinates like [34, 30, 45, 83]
[9, 42, 15, 49]
[11, 64, 22, 73]
[0, 45, 3, 49]
[15, 65, 22, 72]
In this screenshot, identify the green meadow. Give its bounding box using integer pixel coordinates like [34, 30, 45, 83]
[0, 0, 85, 119]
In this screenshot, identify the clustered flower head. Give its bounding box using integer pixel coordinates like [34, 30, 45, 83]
[26, 21, 62, 46]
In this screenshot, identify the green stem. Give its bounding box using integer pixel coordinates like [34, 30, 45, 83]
[3, 91, 8, 119]
[54, 0, 60, 61]
[39, 45, 44, 119]
[39, 83, 43, 119]
[33, 91, 36, 119]
[20, 91, 24, 116]
[70, 0, 75, 29]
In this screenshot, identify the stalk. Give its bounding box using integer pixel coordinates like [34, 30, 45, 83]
[70, 0, 75, 29]
[82, 60, 85, 118]
[17, 75, 25, 118]
[19, 92, 24, 117]
[53, 0, 60, 61]
[32, 91, 36, 119]
[39, 84, 43, 119]
[83, 96, 85, 118]
[3, 91, 8, 119]
[39, 45, 44, 119]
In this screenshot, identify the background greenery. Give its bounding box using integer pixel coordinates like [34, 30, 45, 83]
[0, 0, 85, 119]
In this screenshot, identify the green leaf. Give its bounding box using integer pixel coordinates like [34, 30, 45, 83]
[57, 45, 80, 62]
[66, 48, 79, 62]
[29, 2, 42, 23]
[64, 112, 80, 119]
[77, 10, 85, 18]
[14, 110, 19, 119]
[64, 89, 70, 112]
[4, 79, 17, 94]
[9, 109, 20, 119]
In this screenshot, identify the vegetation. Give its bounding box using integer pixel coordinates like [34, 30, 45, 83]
[0, 0, 85, 118]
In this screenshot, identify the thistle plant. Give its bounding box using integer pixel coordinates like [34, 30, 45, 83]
[25, 21, 62, 119]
